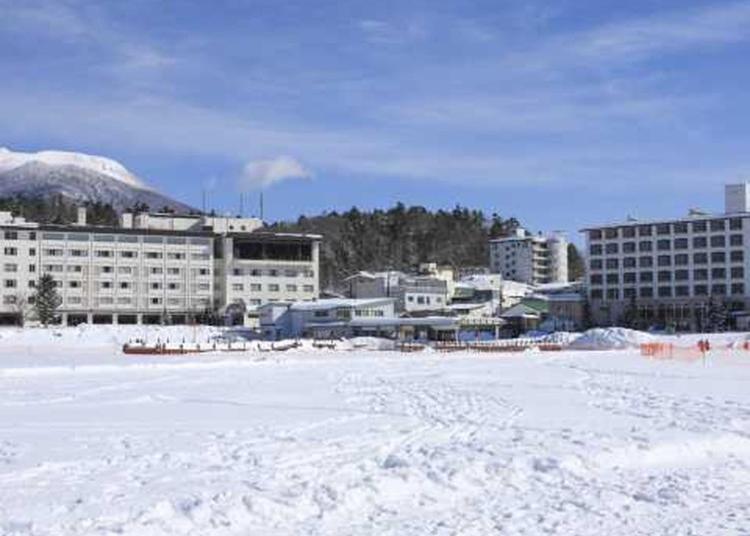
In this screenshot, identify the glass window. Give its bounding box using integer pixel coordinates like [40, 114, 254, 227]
[638, 225, 652, 236]
[589, 230, 602, 240]
[693, 236, 707, 248]
[623, 242, 636, 253]
[673, 222, 688, 234]
[711, 268, 726, 279]
[675, 269, 689, 281]
[675, 285, 690, 297]
[658, 287, 672, 297]
[623, 257, 636, 268]
[657, 239, 670, 251]
[711, 284, 727, 295]
[606, 274, 618, 284]
[640, 287, 653, 298]
[640, 271, 653, 282]
[731, 267, 744, 279]
[590, 289, 603, 299]
[710, 235, 726, 247]
[657, 255, 671, 266]
[694, 284, 708, 296]
[639, 256, 653, 267]
[674, 238, 688, 250]
[590, 259, 603, 270]
[731, 250, 744, 262]
[729, 218, 743, 230]
[623, 272, 637, 283]
[656, 224, 670, 235]
[605, 243, 618, 254]
[692, 221, 707, 233]
[693, 252, 708, 264]
[731, 283, 745, 295]
[606, 288, 619, 300]
[622, 227, 636, 238]
[693, 269, 708, 281]
[675, 254, 689, 266]
[710, 220, 726, 231]
[730, 234, 743, 246]
[605, 228, 618, 239]
[657, 271, 671, 282]
[639, 241, 653, 252]
[605, 258, 618, 269]
[589, 244, 602, 256]
[590, 274, 603, 285]
[711, 251, 726, 263]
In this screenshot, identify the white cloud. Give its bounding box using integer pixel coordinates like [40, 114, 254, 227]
[240, 157, 311, 191]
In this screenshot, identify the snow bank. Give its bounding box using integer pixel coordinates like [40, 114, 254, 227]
[569, 327, 655, 350]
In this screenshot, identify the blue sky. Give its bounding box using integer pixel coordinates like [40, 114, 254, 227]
[1, 0, 749, 240]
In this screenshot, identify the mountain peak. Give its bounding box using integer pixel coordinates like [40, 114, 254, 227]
[0, 147, 148, 190]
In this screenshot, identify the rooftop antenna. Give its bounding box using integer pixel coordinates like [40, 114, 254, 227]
[201, 189, 206, 214]
[260, 191, 265, 221]
[239, 193, 244, 217]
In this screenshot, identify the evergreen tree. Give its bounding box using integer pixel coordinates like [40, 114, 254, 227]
[567, 244, 585, 282]
[707, 296, 729, 332]
[621, 295, 639, 329]
[32, 274, 61, 326]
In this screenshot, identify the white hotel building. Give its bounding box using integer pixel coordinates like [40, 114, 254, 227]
[581, 184, 750, 329]
[489, 228, 568, 285]
[0, 209, 320, 325]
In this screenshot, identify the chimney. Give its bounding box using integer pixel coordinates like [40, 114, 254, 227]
[76, 207, 87, 226]
[121, 212, 133, 229]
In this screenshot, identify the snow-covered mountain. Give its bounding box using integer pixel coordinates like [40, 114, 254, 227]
[0, 148, 193, 212]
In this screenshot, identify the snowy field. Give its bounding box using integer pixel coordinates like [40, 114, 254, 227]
[1, 327, 750, 535]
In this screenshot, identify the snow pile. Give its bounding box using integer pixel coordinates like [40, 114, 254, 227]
[569, 327, 655, 350]
[541, 331, 582, 346]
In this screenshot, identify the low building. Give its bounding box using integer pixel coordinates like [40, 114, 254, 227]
[344, 271, 448, 313]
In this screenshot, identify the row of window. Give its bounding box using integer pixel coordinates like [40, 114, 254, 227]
[590, 235, 743, 255]
[589, 218, 743, 239]
[591, 267, 744, 285]
[39, 265, 209, 276]
[3, 279, 212, 292]
[230, 283, 315, 293]
[2, 246, 211, 261]
[590, 251, 744, 270]
[232, 268, 315, 278]
[591, 284, 744, 300]
[37, 232, 211, 245]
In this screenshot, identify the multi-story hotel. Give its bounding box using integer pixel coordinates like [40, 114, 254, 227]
[581, 184, 750, 329]
[489, 228, 568, 285]
[0, 209, 320, 325]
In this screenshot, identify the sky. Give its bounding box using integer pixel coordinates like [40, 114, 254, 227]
[1, 0, 750, 240]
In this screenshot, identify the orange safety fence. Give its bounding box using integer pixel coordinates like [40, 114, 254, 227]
[640, 341, 750, 361]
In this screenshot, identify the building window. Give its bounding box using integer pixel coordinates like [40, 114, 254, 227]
[303, 285, 315, 292]
[606, 288, 619, 300]
[640, 272, 653, 283]
[268, 284, 280, 292]
[145, 252, 162, 259]
[673, 222, 688, 234]
[606, 274, 618, 285]
[622, 227, 636, 238]
[3, 247, 17, 256]
[639, 256, 653, 268]
[3, 263, 17, 272]
[731, 283, 745, 295]
[589, 244, 602, 256]
[711, 284, 727, 295]
[638, 225, 653, 236]
[693, 236, 707, 248]
[120, 251, 137, 258]
[623, 257, 636, 268]
[639, 241, 653, 252]
[4, 279, 17, 288]
[590, 259, 603, 270]
[250, 284, 262, 291]
[731, 250, 744, 263]
[590, 274, 603, 285]
[605, 228, 618, 239]
[622, 242, 636, 253]
[674, 254, 689, 266]
[729, 218, 743, 230]
[605, 243, 618, 254]
[711, 268, 726, 279]
[731, 267, 744, 279]
[730, 234, 743, 246]
[640, 287, 653, 298]
[605, 258, 618, 269]
[692, 221, 707, 233]
[286, 284, 298, 291]
[623, 272, 637, 283]
[657, 255, 671, 267]
[590, 289, 603, 299]
[590, 230, 602, 240]
[693, 269, 708, 281]
[658, 287, 672, 298]
[656, 224, 671, 235]
[710, 235, 726, 248]
[693, 253, 708, 264]
[657, 271, 671, 282]
[675, 269, 689, 281]
[675, 286, 690, 297]
[4, 231, 18, 240]
[623, 287, 636, 298]
[711, 251, 726, 263]
[232, 283, 244, 291]
[674, 238, 688, 250]
[710, 220, 726, 232]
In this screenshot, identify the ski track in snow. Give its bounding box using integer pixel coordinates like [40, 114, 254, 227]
[1, 350, 750, 535]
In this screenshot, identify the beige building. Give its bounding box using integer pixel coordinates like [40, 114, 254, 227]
[0, 210, 320, 326]
[489, 228, 568, 285]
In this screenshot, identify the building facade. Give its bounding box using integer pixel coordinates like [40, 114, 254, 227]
[0, 210, 321, 325]
[489, 228, 568, 285]
[581, 184, 750, 329]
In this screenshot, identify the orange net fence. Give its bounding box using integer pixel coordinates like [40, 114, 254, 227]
[640, 341, 750, 361]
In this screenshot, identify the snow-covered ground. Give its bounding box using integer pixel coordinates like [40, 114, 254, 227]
[2, 327, 750, 535]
